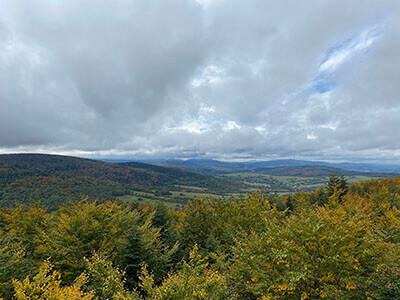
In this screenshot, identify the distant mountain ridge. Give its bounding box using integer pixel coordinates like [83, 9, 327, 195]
[145, 158, 400, 175]
[258, 165, 392, 178]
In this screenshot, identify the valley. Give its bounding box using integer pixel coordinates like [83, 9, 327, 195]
[1, 153, 395, 210]
[0, 153, 397, 209]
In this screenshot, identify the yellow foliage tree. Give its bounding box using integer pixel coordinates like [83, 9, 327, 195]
[12, 259, 95, 300]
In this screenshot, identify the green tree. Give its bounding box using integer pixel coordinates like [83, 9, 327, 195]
[40, 200, 142, 283]
[140, 245, 235, 299]
[327, 174, 348, 202]
[0, 204, 48, 298]
[84, 252, 141, 300]
[228, 195, 388, 299]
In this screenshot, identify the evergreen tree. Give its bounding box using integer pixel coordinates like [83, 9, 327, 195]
[327, 174, 348, 202]
[120, 226, 147, 289]
[286, 195, 294, 212]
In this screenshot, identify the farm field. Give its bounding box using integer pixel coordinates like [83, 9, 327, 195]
[117, 174, 381, 207]
[118, 185, 245, 208]
[224, 173, 376, 194]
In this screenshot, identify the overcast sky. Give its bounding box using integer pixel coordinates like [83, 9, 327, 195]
[1, 0, 400, 161]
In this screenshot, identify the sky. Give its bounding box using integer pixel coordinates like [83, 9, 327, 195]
[1, 0, 400, 162]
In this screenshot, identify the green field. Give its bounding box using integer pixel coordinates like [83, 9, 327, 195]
[225, 173, 378, 195]
[117, 173, 381, 207]
[118, 183, 248, 208]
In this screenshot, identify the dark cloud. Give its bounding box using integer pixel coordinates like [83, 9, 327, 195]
[1, 0, 400, 160]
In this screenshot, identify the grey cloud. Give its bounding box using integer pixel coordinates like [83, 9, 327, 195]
[1, 0, 400, 160]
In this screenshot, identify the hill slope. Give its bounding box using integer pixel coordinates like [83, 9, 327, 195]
[0, 154, 243, 209]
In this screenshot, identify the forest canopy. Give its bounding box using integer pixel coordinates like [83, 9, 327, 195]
[0, 176, 400, 299]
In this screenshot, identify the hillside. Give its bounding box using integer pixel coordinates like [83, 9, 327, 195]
[1, 154, 395, 210]
[0, 154, 244, 209]
[144, 159, 396, 195]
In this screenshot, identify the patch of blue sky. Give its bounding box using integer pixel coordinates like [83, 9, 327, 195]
[310, 21, 384, 94]
[314, 80, 336, 94]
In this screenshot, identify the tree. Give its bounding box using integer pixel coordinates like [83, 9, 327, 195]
[120, 225, 147, 289]
[139, 245, 235, 299]
[286, 195, 295, 212]
[0, 236, 34, 299]
[0, 204, 48, 298]
[228, 195, 389, 299]
[327, 174, 348, 202]
[12, 259, 95, 300]
[40, 200, 142, 283]
[84, 253, 141, 300]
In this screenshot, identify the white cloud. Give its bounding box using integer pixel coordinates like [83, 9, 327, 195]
[191, 64, 225, 87]
[319, 24, 383, 73]
[223, 121, 241, 131]
[307, 134, 317, 140]
[321, 123, 338, 131]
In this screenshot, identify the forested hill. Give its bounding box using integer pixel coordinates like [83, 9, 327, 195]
[0, 154, 243, 209]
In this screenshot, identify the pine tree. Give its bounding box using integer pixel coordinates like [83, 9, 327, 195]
[120, 226, 147, 289]
[327, 174, 348, 202]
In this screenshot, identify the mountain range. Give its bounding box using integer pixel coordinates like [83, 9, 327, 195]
[142, 158, 400, 175]
[1, 154, 399, 209]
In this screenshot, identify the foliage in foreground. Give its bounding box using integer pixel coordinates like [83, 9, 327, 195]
[1, 176, 400, 299]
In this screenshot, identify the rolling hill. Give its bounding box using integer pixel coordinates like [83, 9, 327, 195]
[1, 154, 397, 210]
[0, 154, 244, 209]
[257, 165, 394, 178]
[152, 158, 400, 175]
[145, 159, 397, 195]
